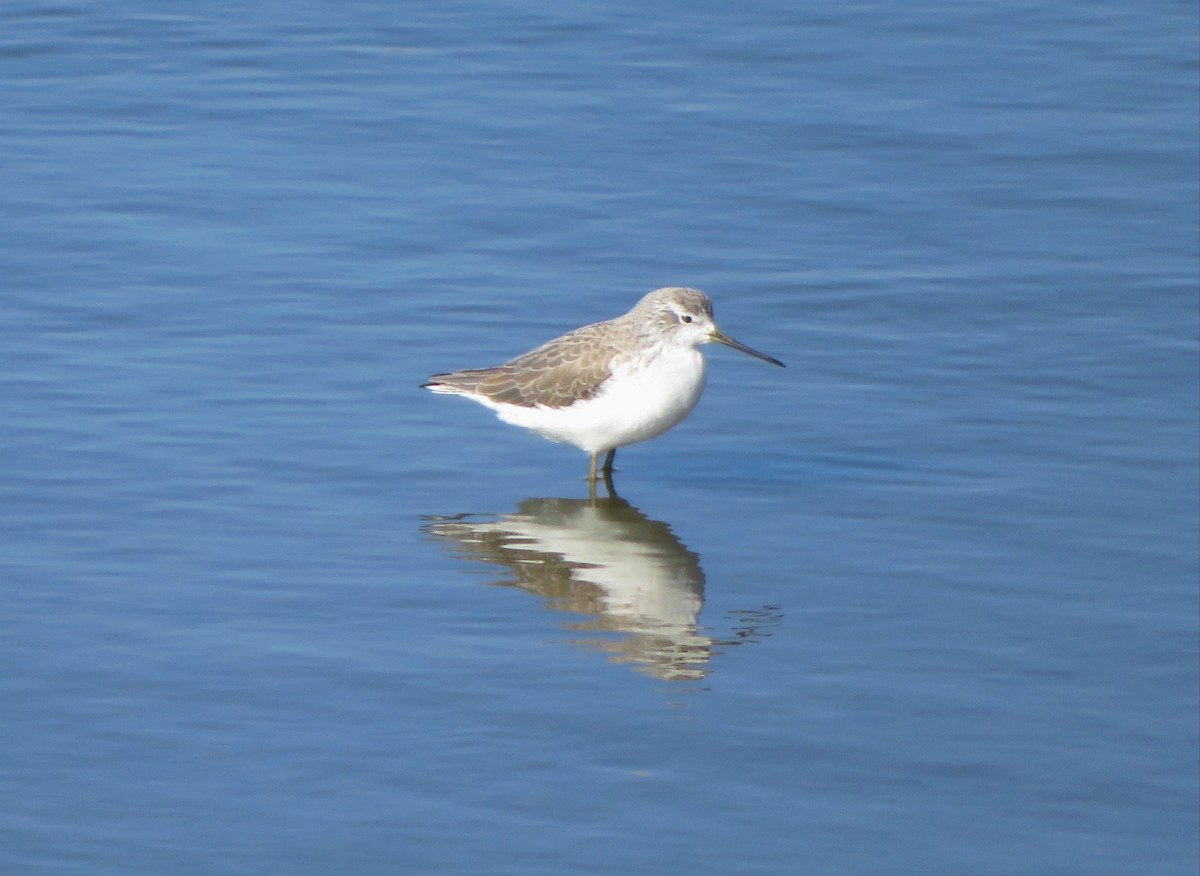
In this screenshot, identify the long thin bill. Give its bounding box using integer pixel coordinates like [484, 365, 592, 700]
[710, 330, 785, 367]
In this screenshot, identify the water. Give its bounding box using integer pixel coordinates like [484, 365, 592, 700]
[2, 1, 1197, 873]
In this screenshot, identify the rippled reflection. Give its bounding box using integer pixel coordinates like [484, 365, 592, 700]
[423, 493, 779, 681]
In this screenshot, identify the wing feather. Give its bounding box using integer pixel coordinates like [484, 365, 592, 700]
[425, 320, 621, 408]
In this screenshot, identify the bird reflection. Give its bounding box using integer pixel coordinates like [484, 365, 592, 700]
[423, 492, 779, 682]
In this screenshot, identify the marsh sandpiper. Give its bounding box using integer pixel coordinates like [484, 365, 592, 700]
[423, 286, 784, 481]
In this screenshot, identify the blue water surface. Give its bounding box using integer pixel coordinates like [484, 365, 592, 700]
[2, 1, 1197, 874]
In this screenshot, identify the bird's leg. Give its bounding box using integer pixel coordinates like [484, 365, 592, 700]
[600, 468, 615, 497]
[601, 448, 616, 475]
[587, 450, 615, 499]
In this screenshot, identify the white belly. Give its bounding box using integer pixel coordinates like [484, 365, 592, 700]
[492, 346, 707, 453]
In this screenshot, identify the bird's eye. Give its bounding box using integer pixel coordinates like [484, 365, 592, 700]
[681, 314, 693, 324]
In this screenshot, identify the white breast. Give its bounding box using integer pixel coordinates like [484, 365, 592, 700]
[492, 344, 707, 453]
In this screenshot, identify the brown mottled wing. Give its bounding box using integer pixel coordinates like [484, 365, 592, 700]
[429, 321, 619, 409]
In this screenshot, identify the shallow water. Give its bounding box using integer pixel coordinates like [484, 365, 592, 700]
[3, 1, 1197, 873]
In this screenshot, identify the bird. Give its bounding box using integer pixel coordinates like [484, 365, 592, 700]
[422, 286, 784, 482]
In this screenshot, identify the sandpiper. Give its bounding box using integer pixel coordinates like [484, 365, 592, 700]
[423, 286, 784, 481]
